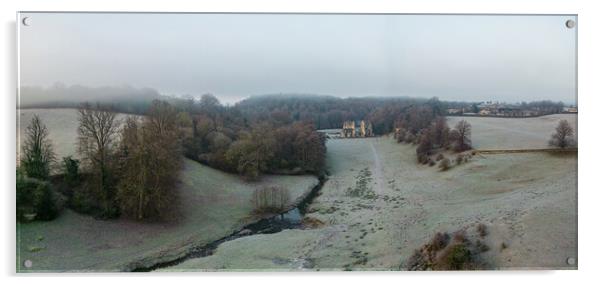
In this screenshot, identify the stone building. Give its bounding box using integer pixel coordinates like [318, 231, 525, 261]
[341, 120, 373, 138]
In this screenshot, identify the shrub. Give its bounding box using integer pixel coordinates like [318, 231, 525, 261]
[62, 156, 80, 187]
[33, 182, 59, 221]
[17, 174, 59, 222]
[441, 243, 472, 270]
[500, 242, 508, 251]
[476, 239, 490, 253]
[452, 230, 467, 243]
[69, 178, 105, 217]
[396, 130, 406, 143]
[405, 133, 416, 144]
[428, 159, 435, 167]
[408, 230, 481, 271]
[17, 169, 37, 222]
[438, 158, 451, 171]
[252, 186, 290, 214]
[477, 223, 488, 237]
[436, 153, 444, 161]
[417, 153, 429, 164]
[455, 154, 464, 165]
[429, 232, 450, 251]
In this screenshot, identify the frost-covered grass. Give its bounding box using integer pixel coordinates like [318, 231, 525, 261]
[170, 135, 576, 271]
[16, 109, 319, 272]
[447, 114, 577, 150]
[17, 109, 577, 271]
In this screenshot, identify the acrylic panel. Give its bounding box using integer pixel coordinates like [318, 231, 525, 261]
[16, 12, 577, 272]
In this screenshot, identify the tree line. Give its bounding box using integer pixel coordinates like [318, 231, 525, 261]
[177, 94, 327, 180]
[235, 94, 446, 134]
[392, 104, 473, 164]
[18, 100, 183, 221]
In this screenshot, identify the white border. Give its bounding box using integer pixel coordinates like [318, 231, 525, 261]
[2, 1, 601, 285]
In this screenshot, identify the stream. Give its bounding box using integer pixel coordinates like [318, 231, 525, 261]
[132, 177, 326, 272]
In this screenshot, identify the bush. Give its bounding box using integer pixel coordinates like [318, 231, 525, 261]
[69, 178, 106, 218]
[500, 242, 508, 251]
[17, 170, 37, 221]
[477, 223, 488, 237]
[33, 182, 59, 221]
[436, 153, 444, 161]
[417, 153, 429, 164]
[430, 232, 450, 251]
[407, 230, 482, 270]
[252, 186, 290, 214]
[452, 230, 467, 243]
[405, 133, 416, 144]
[441, 243, 472, 270]
[438, 158, 451, 171]
[476, 239, 490, 253]
[62, 156, 80, 187]
[428, 159, 435, 167]
[16, 173, 59, 222]
[455, 154, 464, 165]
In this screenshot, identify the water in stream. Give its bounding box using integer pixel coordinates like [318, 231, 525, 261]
[134, 177, 326, 272]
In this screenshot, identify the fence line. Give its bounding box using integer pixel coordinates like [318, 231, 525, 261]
[473, 148, 577, 154]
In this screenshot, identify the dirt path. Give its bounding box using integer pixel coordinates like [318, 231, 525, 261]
[369, 139, 386, 195]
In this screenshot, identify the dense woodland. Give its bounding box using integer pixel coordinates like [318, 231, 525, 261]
[234, 94, 446, 134]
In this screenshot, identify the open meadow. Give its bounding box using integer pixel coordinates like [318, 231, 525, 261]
[16, 109, 319, 272]
[169, 118, 576, 270]
[447, 114, 577, 150]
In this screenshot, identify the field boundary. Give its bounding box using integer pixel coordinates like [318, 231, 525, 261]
[473, 148, 577, 154]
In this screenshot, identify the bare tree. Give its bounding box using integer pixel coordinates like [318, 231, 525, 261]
[117, 101, 182, 220]
[21, 115, 55, 179]
[451, 120, 472, 152]
[431, 117, 450, 148]
[549, 120, 576, 149]
[252, 186, 290, 213]
[200, 93, 222, 131]
[77, 103, 119, 216]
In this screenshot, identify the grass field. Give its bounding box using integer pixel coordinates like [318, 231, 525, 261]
[170, 133, 576, 270]
[17, 109, 577, 271]
[16, 109, 319, 272]
[447, 114, 577, 150]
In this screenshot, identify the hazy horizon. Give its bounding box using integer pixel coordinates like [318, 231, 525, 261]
[19, 13, 577, 105]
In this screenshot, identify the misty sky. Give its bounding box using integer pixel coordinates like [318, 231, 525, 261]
[19, 13, 577, 104]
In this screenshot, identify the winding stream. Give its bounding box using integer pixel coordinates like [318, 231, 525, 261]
[132, 177, 326, 272]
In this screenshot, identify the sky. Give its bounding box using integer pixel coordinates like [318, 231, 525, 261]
[19, 13, 577, 104]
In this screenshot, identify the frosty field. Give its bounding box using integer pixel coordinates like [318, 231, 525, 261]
[170, 135, 576, 270]
[447, 114, 577, 150]
[17, 109, 577, 271]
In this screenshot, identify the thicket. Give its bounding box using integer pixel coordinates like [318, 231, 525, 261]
[252, 186, 290, 214]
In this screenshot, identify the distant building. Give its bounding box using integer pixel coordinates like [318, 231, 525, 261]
[341, 120, 373, 138]
[477, 103, 529, 117]
[446, 108, 463, 115]
[563, 107, 578, 113]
